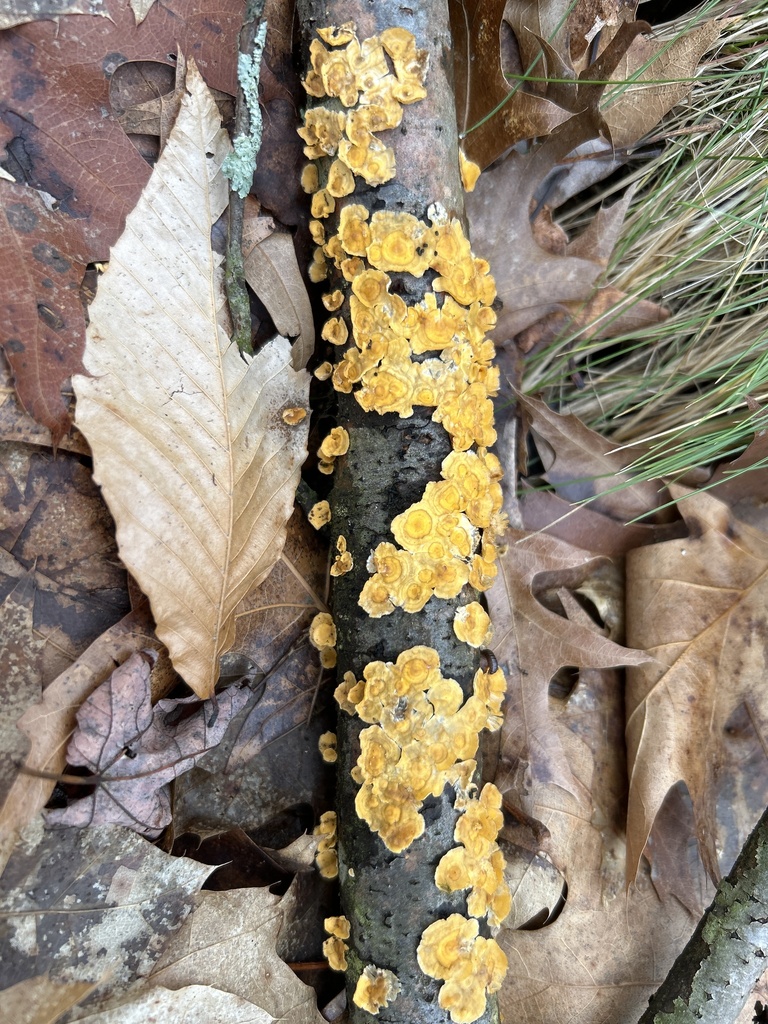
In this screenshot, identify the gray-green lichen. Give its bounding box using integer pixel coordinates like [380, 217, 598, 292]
[222, 20, 268, 199]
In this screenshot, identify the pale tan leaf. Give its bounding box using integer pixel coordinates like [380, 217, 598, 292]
[73, 986, 272, 1023]
[625, 488, 768, 882]
[603, 21, 719, 148]
[0, 976, 96, 1024]
[73, 60, 310, 698]
[129, 0, 156, 24]
[147, 885, 324, 1024]
[243, 197, 315, 371]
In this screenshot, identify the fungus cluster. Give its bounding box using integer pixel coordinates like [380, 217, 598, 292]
[353, 965, 402, 1014]
[434, 783, 511, 930]
[299, 23, 429, 284]
[302, 23, 511, 1021]
[417, 914, 507, 1024]
[309, 611, 337, 669]
[360, 448, 505, 617]
[334, 646, 506, 855]
[323, 915, 350, 970]
[314, 809, 338, 879]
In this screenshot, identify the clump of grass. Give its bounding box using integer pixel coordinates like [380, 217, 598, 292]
[524, 0, 768, 485]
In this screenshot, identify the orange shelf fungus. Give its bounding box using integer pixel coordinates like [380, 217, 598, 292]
[309, 612, 337, 651]
[323, 915, 350, 970]
[353, 965, 402, 1015]
[417, 915, 508, 1024]
[321, 316, 349, 347]
[331, 535, 354, 577]
[318, 426, 350, 476]
[459, 150, 482, 192]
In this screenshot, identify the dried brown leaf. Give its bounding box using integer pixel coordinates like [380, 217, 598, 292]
[625, 488, 768, 882]
[73, 62, 310, 699]
[145, 884, 324, 1024]
[0, 0, 105, 30]
[0, 604, 162, 876]
[45, 651, 253, 837]
[517, 391, 667, 520]
[0, 976, 96, 1024]
[451, 0, 572, 169]
[0, 0, 242, 434]
[603, 21, 719, 148]
[242, 197, 315, 371]
[489, 526, 649, 796]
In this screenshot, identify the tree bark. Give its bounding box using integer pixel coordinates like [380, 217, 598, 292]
[296, 3, 502, 1022]
[637, 803, 768, 1024]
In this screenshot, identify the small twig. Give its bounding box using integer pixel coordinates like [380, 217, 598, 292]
[224, 0, 267, 356]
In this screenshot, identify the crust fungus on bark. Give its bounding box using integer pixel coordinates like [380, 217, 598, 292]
[296, 3, 509, 1021]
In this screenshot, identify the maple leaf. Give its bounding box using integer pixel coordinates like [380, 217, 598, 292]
[45, 650, 253, 837]
[625, 487, 768, 882]
[73, 61, 310, 698]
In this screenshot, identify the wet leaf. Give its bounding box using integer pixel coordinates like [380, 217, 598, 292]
[73, 62, 310, 698]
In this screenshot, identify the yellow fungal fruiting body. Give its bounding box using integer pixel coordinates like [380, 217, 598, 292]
[308, 499, 332, 529]
[323, 915, 351, 970]
[301, 21, 511, 1017]
[334, 647, 506, 855]
[353, 965, 402, 1014]
[417, 914, 508, 1024]
[319, 731, 338, 763]
[314, 810, 339, 879]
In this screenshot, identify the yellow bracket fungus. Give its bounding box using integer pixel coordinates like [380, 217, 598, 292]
[417, 914, 508, 1024]
[453, 602, 493, 648]
[281, 407, 307, 425]
[314, 810, 339, 879]
[331, 534, 354, 577]
[434, 784, 512, 930]
[308, 500, 332, 529]
[323, 915, 350, 970]
[319, 731, 338, 763]
[335, 647, 506, 854]
[353, 965, 402, 1015]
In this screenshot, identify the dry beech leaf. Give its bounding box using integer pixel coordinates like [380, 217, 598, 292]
[72, 986, 273, 1024]
[73, 61, 310, 699]
[488, 527, 649, 797]
[129, 0, 156, 24]
[45, 650, 253, 837]
[0, 0, 106, 30]
[242, 196, 315, 371]
[625, 488, 768, 882]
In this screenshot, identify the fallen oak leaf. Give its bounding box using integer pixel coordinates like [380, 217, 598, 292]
[45, 650, 253, 837]
[73, 60, 310, 698]
[626, 487, 768, 883]
[488, 526, 651, 797]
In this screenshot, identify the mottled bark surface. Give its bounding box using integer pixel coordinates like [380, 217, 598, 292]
[637, 803, 768, 1024]
[296, 2, 499, 1022]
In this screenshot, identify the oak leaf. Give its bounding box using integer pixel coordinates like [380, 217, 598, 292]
[73, 61, 310, 698]
[625, 488, 768, 881]
[45, 650, 253, 837]
[489, 526, 650, 797]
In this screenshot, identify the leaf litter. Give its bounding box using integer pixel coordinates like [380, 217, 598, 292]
[2, 2, 767, 1023]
